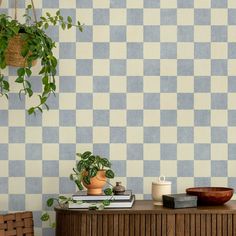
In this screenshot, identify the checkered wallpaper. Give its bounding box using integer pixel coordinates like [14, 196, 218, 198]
[1, 0, 236, 235]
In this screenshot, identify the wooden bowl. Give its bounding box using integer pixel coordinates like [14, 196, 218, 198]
[186, 187, 234, 205]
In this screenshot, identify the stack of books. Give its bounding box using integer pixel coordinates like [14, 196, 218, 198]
[68, 190, 135, 209]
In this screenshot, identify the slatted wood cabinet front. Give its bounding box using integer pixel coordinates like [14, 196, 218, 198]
[55, 200, 236, 236]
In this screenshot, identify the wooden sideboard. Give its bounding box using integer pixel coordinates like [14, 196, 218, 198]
[55, 200, 236, 236]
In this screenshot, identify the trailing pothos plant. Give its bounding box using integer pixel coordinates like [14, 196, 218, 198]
[41, 194, 113, 227]
[41, 151, 116, 226]
[41, 196, 79, 228]
[0, 4, 83, 114]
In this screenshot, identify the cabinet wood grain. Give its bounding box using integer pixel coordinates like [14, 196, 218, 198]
[55, 200, 236, 236]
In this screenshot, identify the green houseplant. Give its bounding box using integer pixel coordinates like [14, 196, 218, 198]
[41, 151, 116, 226]
[0, 4, 82, 114]
[70, 151, 115, 195]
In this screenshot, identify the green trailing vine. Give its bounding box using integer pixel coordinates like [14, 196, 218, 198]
[41, 191, 115, 226]
[41, 193, 114, 216]
[0, 5, 83, 114]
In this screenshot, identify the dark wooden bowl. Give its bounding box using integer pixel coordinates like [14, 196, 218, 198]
[186, 187, 234, 205]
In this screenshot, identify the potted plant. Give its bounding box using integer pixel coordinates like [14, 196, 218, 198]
[0, 4, 82, 114]
[70, 151, 115, 195]
[41, 151, 115, 226]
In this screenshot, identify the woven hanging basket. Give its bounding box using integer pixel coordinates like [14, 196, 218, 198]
[5, 34, 37, 67]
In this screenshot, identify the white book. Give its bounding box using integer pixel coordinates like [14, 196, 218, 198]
[72, 190, 132, 201]
[69, 195, 135, 209]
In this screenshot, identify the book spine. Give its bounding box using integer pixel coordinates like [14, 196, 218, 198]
[72, 196, 131, 201]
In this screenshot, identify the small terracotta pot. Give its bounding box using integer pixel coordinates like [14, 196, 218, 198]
[82, 170, 106, 195]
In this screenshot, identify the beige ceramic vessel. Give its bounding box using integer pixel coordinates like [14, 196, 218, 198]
[152, 176, 171, 205]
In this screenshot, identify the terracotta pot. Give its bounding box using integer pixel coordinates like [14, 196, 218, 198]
[82, 170, 106, 195]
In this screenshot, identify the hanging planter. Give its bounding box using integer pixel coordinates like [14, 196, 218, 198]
[5, 34, 37, 67]
[0, 0, 83, 114]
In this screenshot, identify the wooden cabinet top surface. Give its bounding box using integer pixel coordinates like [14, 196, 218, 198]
[55, 200, 236, 215]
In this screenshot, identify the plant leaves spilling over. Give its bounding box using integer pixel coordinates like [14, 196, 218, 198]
[0, 6, 83, 114]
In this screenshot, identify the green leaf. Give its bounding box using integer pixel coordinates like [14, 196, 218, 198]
[67, 23, 72, 29]
[0, 59, 6, 69]
[25, 68, 32, 77]
[42, 76, 48, 85]
[44, 23, 49, 30]
[51, 56, 57, 67]
[21, 47, 29, 57]
[100, 158, 111, 168]
[39, 67, 45, 75]
[79, 26, 83, 32]
[104, 188, 113, 196]
[3, 80, 9, 91]
[10, 25, 20, 34]
[56, 10, 60, 16]
[88, 167, 97, 178]
[46, 198, 54, 207]
[61, 22, 66, 30]
[88, 155, 95, 164]
[77, 161, 84, 172]
[40, 96, 47, 104]
[105, 169, 115, 179]
[75, 179, 83, 190]
[26, 88, 33, 97]
[59, 196, 67, 200]
[28, 107, 35, 115]
[41, 213, 49, 221]
[81, 151, 92, 159]
[83, 176, 90, 185]
[95, 156, 101, 163]
[25, 80, 32, 88]
[50, 83, 56, 91]
[89, 205, 98, 210]
[67, 16, 72, 23]
[15, 77, 24, 83]
[46, 12, 51, 17]
[49, 17, 54, 24]
[17, 68, 25, 77]
[102, 200, 110, 206]
[51, 68, 57, 76]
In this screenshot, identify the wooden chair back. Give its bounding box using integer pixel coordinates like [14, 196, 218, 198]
[0, 211, 34, 236]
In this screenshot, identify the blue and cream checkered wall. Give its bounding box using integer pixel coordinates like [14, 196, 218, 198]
[1, 0, 236, 234]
